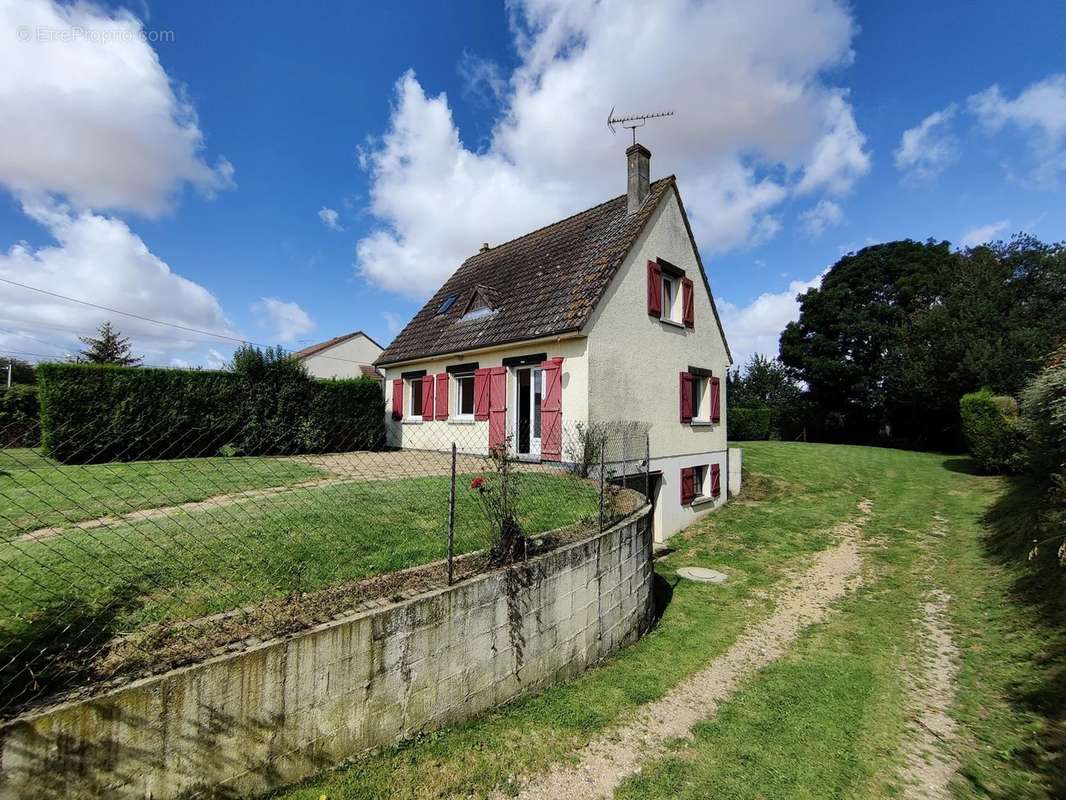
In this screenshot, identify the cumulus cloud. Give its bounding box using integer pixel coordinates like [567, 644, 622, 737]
[251, 298, 315, 344]
[318, 206, 343, 231]
[969, 75, 1066, 183]
[0, 200, 235, 361]
[799, 199, 843, 236]
[719, 272, 826, 364]
[0, 0, 234, 216]
[895, 104, 958, 180]
[356, 0, 870, 297]
[959, 220, 1010, 249]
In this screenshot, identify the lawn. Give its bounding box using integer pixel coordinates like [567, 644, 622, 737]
[269, 441, 1066, 800]
[0, 466, 601, 711]
[0, 448, 324, 537]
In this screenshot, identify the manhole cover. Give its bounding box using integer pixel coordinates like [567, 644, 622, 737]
[677, 567, 728, 583]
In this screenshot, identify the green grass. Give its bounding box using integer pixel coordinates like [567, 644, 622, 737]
[0, 448, 323, 536]
[268, 442, 1066, 800]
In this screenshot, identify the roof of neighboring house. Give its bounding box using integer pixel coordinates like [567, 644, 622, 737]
[359, 364, 385, 381]
[378, 176, 716, 367]
[293, 330, 383, 360]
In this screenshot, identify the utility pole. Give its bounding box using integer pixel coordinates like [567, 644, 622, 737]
[5, 361, 10, 389]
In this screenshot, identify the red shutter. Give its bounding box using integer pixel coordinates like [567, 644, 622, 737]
[679, 371, 694, 423]
[474, 368, 490, 421]
[540, 357, 563, 461]
[435, 372, 449, 420]
[682, 277, 694, 328]
[421, 374, 434, 420]
[647, 260, 662, 317]
[488, 366, 507, 450]
[710, 376, 721, 423]
[711, 463, 721, 498]
[391, 378, 403, 420]
[680, 467, 695, 505]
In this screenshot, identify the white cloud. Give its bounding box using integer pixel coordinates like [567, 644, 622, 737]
[719, 272, 826, 364]
[799, 199, 843, 236]
[318, 206, 343, 231]
[356, 0, 869, 297]
[251, 298, 315, 344]
[969, 75, 1066, 184]
[895, 104, 958, 179]
[0, 0, 234, 216]
[381, 311, 404, 335]
[959, 220, 1010, 249]
[0, 200, 236, 361]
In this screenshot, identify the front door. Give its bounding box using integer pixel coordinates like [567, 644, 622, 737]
[514, 366, 542, 460]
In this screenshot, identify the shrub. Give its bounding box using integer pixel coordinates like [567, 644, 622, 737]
[1021, 345, 1066, 476]
[728, 406, 772, 441]
[959, 389, 1025, 474]
[37, 358, 385, 464]
[0, 384, 40, 448]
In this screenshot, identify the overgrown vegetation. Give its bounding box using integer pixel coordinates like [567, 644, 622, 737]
[36, 346, 384, 463]
[0, 384, 39, 448]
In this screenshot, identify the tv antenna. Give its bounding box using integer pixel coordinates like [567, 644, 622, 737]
[607, 107, 675, 145]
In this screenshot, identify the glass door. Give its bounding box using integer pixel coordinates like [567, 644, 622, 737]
[514, 367, 542, 460]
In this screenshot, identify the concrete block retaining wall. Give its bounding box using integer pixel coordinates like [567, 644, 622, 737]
[0, 506, 653, 800]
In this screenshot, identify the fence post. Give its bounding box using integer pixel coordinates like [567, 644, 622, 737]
[598, 437, 606, 532]
[645, 430, 651, 508]
[448, 442, 456, 585]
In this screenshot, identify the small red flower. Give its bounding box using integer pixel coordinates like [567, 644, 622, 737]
[470, 476, 485, 490]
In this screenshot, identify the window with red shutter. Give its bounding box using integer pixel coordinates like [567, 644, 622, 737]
[680, 466, 695, 505]
[474, 368, 490, 421]
[679, 371, 694, 423]
[647, 260, 662, 317]
[711, 463, 721, 497]
[435, 373, 449, 420]
[391, 378, 403, 421]
[710, 376, 721, 423]
[682, 277, 694, 328]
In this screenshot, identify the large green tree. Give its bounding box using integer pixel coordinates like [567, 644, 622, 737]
[728, 354, 803, 438]
[780, 236, 1066, 449]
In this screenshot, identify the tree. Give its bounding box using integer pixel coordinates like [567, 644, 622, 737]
[77, 322, 142, 367]
[780, 236, 1066, 449]
[3, 357, 36, 385]
[727, 354, 803, 438]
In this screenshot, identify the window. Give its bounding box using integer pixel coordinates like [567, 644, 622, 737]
[661, 274, 679, 322]
[437, 295, 457, 314]
[691, 374, 709, 421]
[692, 464, 708, 498]
[456, 373, 475, 417]
[407, 378, 423, 418]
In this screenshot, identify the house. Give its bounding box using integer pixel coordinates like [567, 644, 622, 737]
[374, 144, 735, 541]
[294, 330, 384, 381]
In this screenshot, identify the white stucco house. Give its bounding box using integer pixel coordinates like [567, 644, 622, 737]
[295, 330, 384, 382]
[375, 144, 736, 541]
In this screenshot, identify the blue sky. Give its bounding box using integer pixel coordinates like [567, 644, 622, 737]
[2, 0, 1065, 368]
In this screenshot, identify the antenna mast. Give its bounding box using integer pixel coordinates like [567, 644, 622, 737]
[607, 107, 675, 145]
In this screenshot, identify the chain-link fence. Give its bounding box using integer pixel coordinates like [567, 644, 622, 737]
[0, 412, 648, 718]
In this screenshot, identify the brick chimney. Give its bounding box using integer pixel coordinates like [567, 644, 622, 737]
[626, 143, 651, 214]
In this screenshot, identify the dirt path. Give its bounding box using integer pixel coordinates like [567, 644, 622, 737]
[899, 513, 961, 800]
[499, 499, 873, 800]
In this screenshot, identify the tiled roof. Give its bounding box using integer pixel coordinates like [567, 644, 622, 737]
[293, 330, 383, 360]
[376, 177, 676, 366]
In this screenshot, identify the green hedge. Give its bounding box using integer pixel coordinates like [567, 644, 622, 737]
[0, 384, 40, 448]
[37, 361, 384, 464]
[1021, 346, 1066, 475]
[728, 405, 772, 441]
[960, 389, 1025, 474]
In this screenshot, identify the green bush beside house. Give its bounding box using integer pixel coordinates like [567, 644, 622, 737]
[37, 355, 385, 464]
[728, 406, 772, 441]
[959, 388, 1025, 474]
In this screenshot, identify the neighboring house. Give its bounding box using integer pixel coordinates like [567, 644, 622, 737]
[294, 331, 384, 381]
[375, 144, 734, 541]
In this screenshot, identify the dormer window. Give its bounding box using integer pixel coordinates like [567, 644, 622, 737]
[459, 286, 497, 322]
